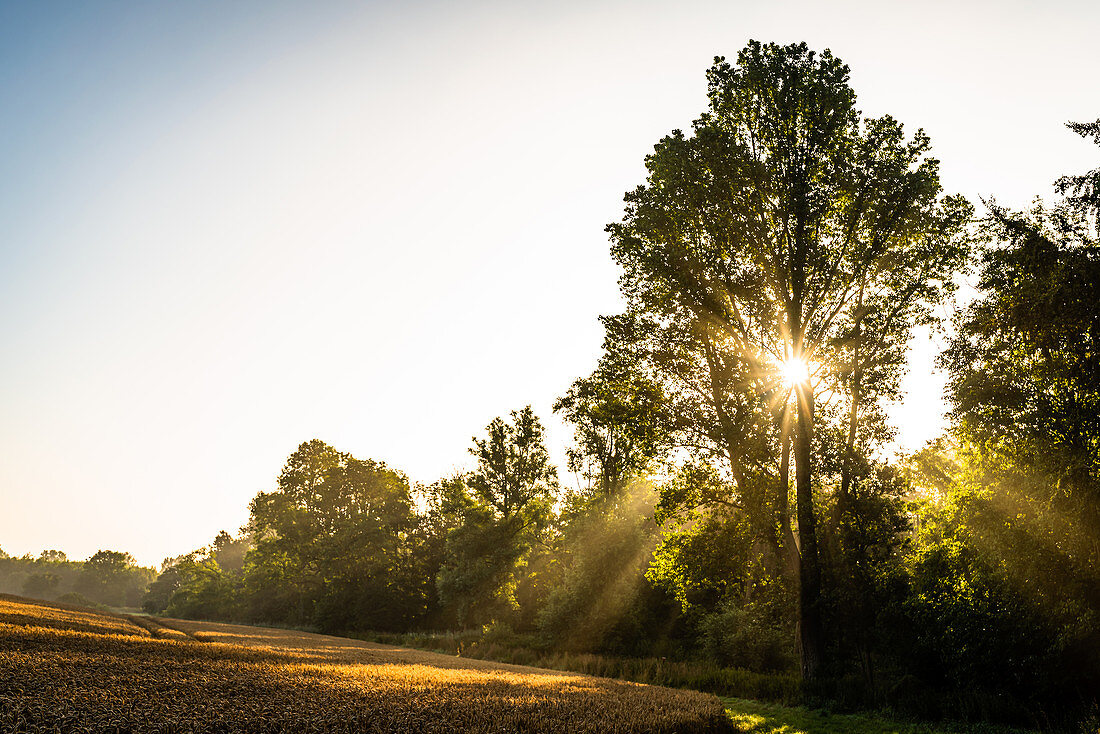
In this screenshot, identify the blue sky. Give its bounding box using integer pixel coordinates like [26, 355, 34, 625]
[1, 0, 1097, 565]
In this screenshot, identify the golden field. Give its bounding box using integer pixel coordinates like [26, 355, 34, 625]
[0, 595, 731, 732]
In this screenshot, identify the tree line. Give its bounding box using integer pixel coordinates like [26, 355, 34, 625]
[119, 41, 1100, 728]
[0, 549, 154, 609]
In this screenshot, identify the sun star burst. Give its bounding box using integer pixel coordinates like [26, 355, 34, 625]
[780, 357, 811, 385]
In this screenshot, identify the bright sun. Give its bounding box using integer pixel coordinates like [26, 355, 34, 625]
[780, 357, 811, 385]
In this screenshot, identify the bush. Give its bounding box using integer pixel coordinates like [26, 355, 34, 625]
[55, 592, 106, 610]
[698, 602, 795, 673]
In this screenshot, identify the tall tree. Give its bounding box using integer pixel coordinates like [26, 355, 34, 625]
[606, 41, 970, 678]
[245, 440, 427, 630]
[1055, 119, 1100, 221]
[943, 120, 1100, 571]
[436, 407, 559, 626]
[554, 353, 668, 499]
[467, 406, 558, 521]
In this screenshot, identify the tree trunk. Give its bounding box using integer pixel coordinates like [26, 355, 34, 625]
[838, 283, 865, 525]
[795, 383, 824, 681]
[838, 370, 860, 523]
[778, 427, 800, 578]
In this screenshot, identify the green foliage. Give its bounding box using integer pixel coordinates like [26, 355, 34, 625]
[244, 440, 427, 632]
[163, 551, 239, 620]
[554, 355, 669, 498]
[434, 497, 525, 625]
[436, 408, 558, 628]
[21, 572, 60, 599]
[722, 697, 1033, 734]
[361, 629, 802, 705]
[144, 440, 438, 632]
[921, 122, 1100, 725]
[141, 561, 181, 614]
[0, 551, 153, 608]
[54, 591, 106, 610]
[1055, 119, 1100, 221]
[648, 500, 760, 613]
[818, 458, 914, 690]
[75, 550, 154, 608]
[57, 51, 1100, 734]
[906, 537, 1055, 688]
[891, 444, 1100, 726]
[143, 535, 249, 619]
[212, 531, 249, 576]
[698, 584, 796, 672]
[943, 208, 1099, 491]
[467, 406, 558, 522]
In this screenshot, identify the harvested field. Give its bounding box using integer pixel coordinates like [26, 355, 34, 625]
[0, 595, 731, 733]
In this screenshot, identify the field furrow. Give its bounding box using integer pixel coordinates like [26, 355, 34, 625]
[0, 596, 731, 733]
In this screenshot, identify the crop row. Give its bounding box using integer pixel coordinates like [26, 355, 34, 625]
[0, 597, 732, 733]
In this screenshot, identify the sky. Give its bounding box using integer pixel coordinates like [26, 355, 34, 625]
[1, 0, 1097, 567]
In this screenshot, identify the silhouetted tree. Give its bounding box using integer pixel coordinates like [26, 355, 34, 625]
[605, 40, 970, 679]
[76, 550, 151, 607]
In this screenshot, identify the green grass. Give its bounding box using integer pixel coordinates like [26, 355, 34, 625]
[722, 698, 1036, 734]
[366, 631, 1056, 733]
[358, 630, 801, 704]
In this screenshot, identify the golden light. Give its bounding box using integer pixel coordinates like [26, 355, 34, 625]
[780, 356, 811, 386]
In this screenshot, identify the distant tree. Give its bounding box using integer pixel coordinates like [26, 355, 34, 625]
[466, 406, 558, 522]
[245, 439, 346, 624]
[76, 550, 152, 607]
[22, 572, 60, 600]
[309, 455, 426, 631]
[164, 551, 239, 620]
[415, 475, 473, 625]
[212, 531, 250, 576]
[76, 550, 133, 605]
[38, 550, 67, 563]
[55, 591, 102, 609]
[142, 558, 183, 614]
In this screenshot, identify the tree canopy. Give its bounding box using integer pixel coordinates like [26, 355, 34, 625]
[605, 40, 971, 678]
